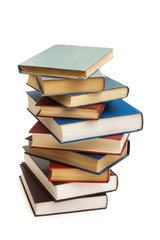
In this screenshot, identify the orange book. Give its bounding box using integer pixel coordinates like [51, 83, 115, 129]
[48, 162, 110, 183]
[36, 97, 105, 120]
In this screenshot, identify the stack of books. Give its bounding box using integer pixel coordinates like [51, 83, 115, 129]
[18, 44, 143, 216]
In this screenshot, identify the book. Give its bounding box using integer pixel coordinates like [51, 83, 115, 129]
[18, 44, 113, 79]
[27, 76, 129, 108]
[27, 91, 143, 143]
[20, 164, 108, 216]
[24, 140, 130, 174]
[33, 70, 106, 95]
[48, 162, 110, 183]
[36, 98, 105, 120]
[23, 153, 118, 200]
[29, 121, 130, 154]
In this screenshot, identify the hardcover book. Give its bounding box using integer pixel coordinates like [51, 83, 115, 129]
[24, 140, 130, 174]
[36, 97, 105, 120]
[27, 91, 143, 143]
[33, 69, 106, 95]
[27, 76, 129, 108]
[20, 164, 108, 216]
[18, 44, 113, 79]
[48, 162, 110, 183]
[23, 153, 118, 200]
[29, 121, 130, 154]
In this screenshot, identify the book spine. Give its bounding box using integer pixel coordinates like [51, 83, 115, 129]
[126, 86, 130, 97]
[107, 169, 110, 183]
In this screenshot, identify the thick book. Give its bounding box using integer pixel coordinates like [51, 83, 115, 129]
[29, 121, 130, 154]
[24, 140, 130, 174]
[33, 70, 106, 95]
[27, 91, 143, 143]
[23, 153, 118, 200]
[20, 164, 108, 216]
[36, 97, 105, 120]
[27, 76, 129, 108]
[48, 162, 110, 183]
[18, 44, 113, 79]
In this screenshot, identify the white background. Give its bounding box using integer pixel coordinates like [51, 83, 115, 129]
[1, 0, 160, 239]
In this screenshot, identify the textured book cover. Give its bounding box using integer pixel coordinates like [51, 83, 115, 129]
[36, 97, 105, 120]
[52, 99, 142, 125]
[18, 44, 113, 79]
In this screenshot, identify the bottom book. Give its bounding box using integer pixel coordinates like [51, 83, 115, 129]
[20, 164, 108, 216]
[23, 153, 118, 200]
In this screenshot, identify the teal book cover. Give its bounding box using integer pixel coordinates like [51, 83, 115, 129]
[18, 44, 113, 78]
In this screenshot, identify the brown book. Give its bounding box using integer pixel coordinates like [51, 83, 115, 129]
[36, 97, 105, 120]
[20, 164, 108, 216]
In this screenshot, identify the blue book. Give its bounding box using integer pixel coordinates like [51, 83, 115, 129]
[27, 91, 143, 143]
[27, 75, 129, 108]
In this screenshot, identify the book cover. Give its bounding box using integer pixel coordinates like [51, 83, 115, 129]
[53, 100, 142, 125]
[36, 97, 105, 120]
[18, 44, 113, 79]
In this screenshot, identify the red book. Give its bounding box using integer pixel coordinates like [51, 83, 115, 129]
[36, 97, 105, 120]
[48, 162, 110, 183]
[29, 121, 130, 155]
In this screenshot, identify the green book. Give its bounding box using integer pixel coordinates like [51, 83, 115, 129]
[18, 44, 113, 79]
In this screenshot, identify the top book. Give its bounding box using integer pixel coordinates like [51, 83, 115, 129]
[18, 44, 113, 79]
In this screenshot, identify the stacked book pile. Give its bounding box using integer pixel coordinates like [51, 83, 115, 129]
[18, 44, 143, 216]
